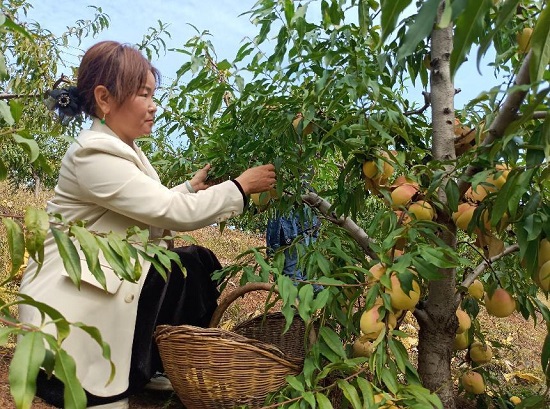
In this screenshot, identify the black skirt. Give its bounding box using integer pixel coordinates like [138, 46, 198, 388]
[35, 245, 222, 407]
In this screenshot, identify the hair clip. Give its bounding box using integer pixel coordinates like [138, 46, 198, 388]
[44, 86, 82, 125]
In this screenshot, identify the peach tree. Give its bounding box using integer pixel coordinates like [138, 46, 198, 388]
[155, 0, 550, 408]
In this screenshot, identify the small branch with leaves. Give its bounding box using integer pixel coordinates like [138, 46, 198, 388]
[301, 191, 378, 260]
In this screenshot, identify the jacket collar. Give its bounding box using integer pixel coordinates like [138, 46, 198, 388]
[87, 118, 160, 182]
[89, 118, 136, 149]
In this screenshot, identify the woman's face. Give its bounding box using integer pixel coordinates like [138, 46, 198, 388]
[106, 71, 157, 146]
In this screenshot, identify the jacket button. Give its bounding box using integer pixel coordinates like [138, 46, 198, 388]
[124, 293, 135, 303]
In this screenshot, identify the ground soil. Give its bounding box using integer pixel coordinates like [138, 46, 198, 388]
[0, 224, 548, 408]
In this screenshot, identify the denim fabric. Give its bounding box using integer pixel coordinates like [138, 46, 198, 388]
[266, 207, 320, 288]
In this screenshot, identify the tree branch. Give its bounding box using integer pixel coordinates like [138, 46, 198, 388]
[0, 75, 72, 101]
[301, 191, 378, 261]
[459, 244, 519, 296]
[458, 52, 532, 195]
[0, 93, 41, 100]
[413, 306, 432, 327]
[404, 91, 431, 116]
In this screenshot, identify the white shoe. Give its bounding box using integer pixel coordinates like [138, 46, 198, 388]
[87, 398, 129, 409]
[144, 372, 174, 391]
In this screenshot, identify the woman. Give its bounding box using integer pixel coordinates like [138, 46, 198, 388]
[18, 40, 276, 408]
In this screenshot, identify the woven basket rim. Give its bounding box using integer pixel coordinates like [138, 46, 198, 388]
[155, 323, 304, 369]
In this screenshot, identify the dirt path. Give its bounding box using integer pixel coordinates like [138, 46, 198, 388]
[0, 346, 187, 409]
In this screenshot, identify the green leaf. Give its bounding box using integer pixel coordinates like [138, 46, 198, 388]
[252, 247, 272, 277]
[216, 59, 231, 71]
[51, 228, 82, 289]
[24, 207, 50, 268]
[138, 250, 168, 281]
[72, 322, 115, 385]
[445, 178, 459, 212]
[10, 100, 23, 122]
[0, 157, 7, 180]
[315, 392, 333, 408]
[53, 349, 87, 409]
[418, 246, 456, 268]
[0, 327, 15, 346]
[109, 234, 140, 282]
[2, 217, 25, 277]
[358, 0, 369, 36]
[388, 338, 409, 373]
[542, 332, 550, 374]
[15, 295, 71, 341]
[381, 367, 399, 394]
[530, 2, 550, 83]
[319, 327, 346, 359]
[476, 0, 518, 73]
[152, 248, 173, 274]
[297, 284, 314, 321]
[70, 226, 106, 290]
[2, 14, 33, 40]
[315, 253, 332, 275]
[317, 277, 345, 286]
[127, 225, 150, 251]
[209, 89, 225, 119]
[356, 376, 374, 405]
[106, 232, 131, 260]
[12, 134, 40, 163]
[97, 236, 134, 282]
[508, 170, 534, 217]
[396, 0, 440, 61]
[337, 379, 362, 408]
[311, 288, 331, 311]
[302, 391, 316, 406]
[286, 375, 305, 392]
[277, 275, 299, 329]
[450, 0, 492, 77]
[0, 100, 14, 125]
[403, 384, 443, 408]
[380, 0, 412, 46]
[9, 332, 46, 409]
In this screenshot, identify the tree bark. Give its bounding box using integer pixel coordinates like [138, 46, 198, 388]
[302, 191, 378, 260]
[33, 173, 40, 197]
[415, 2, 458, 409]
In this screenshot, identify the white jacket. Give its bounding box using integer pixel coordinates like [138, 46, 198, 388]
[18, 119, 244, 396]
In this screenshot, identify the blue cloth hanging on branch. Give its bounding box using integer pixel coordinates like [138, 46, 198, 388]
[266, 206, 321, 290]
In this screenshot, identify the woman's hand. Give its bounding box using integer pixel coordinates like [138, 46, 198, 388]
[189, 164, 212, 192]
[235, 164, 276, 195]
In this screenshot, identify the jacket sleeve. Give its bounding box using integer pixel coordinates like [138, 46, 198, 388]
[72, 141, 244, 232]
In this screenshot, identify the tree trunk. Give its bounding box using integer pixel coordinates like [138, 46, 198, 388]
[33, 172, 41, 197]
[414, 3, 458, 409]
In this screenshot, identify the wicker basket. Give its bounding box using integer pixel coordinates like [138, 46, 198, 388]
[154, 282, 312, 409]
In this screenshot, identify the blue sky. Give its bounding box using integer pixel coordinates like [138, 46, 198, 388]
[26, 0, 258, 84]
[25, 1, 505, 109]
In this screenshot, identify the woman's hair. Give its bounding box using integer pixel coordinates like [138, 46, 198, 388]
[77, 41, 161, 117]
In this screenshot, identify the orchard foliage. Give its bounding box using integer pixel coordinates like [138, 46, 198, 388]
[1, 0, 550, 408]
[156, 0, 550, 408]
[0, 1, 111, 191]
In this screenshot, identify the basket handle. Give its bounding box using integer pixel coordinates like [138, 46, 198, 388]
[209, 282, 317, 347]
[209, 282, 277, 328]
